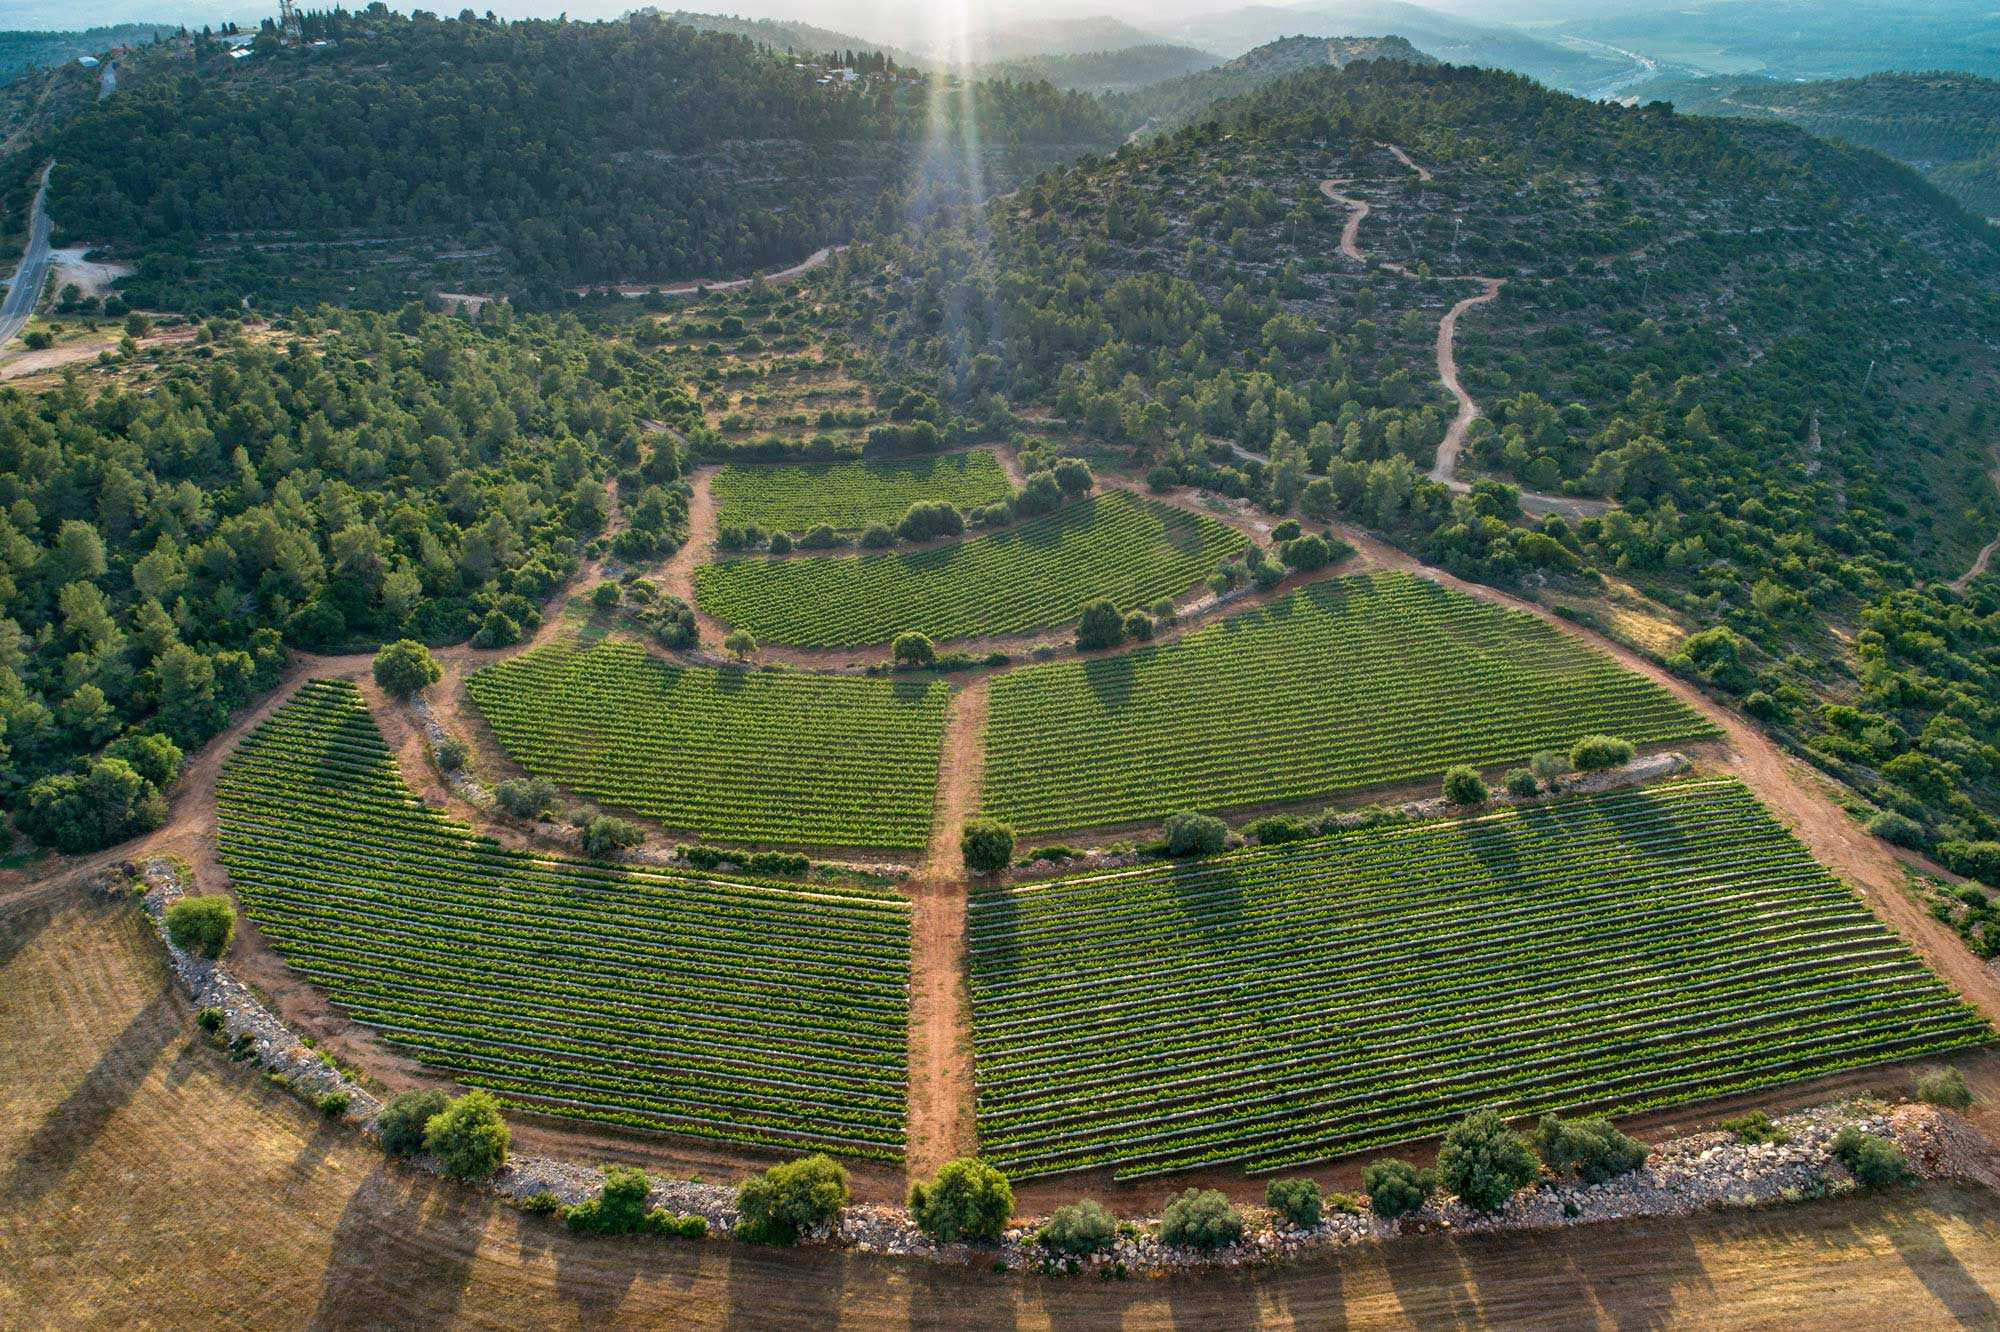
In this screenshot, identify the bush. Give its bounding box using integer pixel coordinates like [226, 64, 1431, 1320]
[165, 896, 236, 958]
[961, 818, 1015, 875]
[1940, 840, 2000, 887]
[566, 1165, 654, 1235]
[1271, 519, 1302, 542]
[318, 1090, 352, 1120]
[897, 500, 965, 543]
[735, 1154, 849, 1244]
[1015, 471, 1064, 516]
[1504, 768, 1539, 798]
[373, 639, 442, 697]
[892, 631, 937, 668]
[520, 1191, 561, 1216]
[859, 524, 896, 549]
[1361, 1159, 1434, 1219]
[1442, 766, 1488, 806]
[1145, 464, 1179, 492]
[1832, 1127, 1908, 1187]
[1532, 1115, 1647, 1184]
[1247, 814, 1315, 845]
[643, 1210, 709, 1239]
[1529, 750, 1570, 782]
[1283, 534, 1334, 571]
[378, 1088, 450, 1156]
[1121, 610, 1155, 642]
[1075, 598, 1124, 651]
[1436, 1109, 1540, 1212]
[1265, 1177, 1322, 1228]
[767, 530, 794, 555]
[424, 1089, 510, 1181]
[1158, 1188, 1244, 1251]
[1569, 735, 1635, 772]
[106, 732, 182, 789]
[472, 610, 522, 648]
[799, 523, 838, 549]
[495, 777, 557, 819]
[1719, 1111, 1789, 1146]
[1163, 810, 1228, 857]
[908, 1158, 1014, 1244]
[1053, 458, 1094, 496]
[580, 815, 643, 857]
[434, 736, 469, 771]
[1866, 809, 1927, 849]
[1915, 1066, 1973, 1111]
[590, 581, 621, 609]
[196, 1006, 226, 1034]
[723, 628, 759, 661]
[1037, 1198, 1117, 1255]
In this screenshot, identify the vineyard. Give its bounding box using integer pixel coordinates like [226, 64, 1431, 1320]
[981, 572, 1718, 834]
[217, 680, 911, 1158]
[690, 490, 1247, 647]
[967, 779, 1992, 1180]
[711, 451, 1015, 534]
[466, 639, 947, 848]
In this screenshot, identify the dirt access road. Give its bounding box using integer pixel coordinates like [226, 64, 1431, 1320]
[10, 884, 2000, 1330]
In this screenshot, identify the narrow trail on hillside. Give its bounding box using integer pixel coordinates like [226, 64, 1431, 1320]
[1320, 147, 1610, 518]
[904, 679, 988, 1177]
[658, 464, 724, 649]
[1952, 446, 2000, 591]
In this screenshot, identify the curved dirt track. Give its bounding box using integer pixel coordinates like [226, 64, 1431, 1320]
[1429, 277, 1507, 485]
[1952, 447, 2000, 591]
[10, 887, 2000, 1329]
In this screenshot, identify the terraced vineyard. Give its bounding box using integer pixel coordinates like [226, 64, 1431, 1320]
[217, 680, 911, 1158]
[711, 451, 1015, 534]
[691, 490, 1247, 647]
[467, 639, 947, 848]
[982, 572, 1718, 834]
[968, 779, 1991, 1180]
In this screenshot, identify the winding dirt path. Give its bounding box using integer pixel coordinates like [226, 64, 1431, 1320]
[1430, 277, 1507, 485]
[656, 464, 724, 650]
[1951, 446, 2000, 591]
[904, 679, 988, 1177]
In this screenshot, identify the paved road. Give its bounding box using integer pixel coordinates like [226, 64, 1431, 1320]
[0, 162, 55, 349]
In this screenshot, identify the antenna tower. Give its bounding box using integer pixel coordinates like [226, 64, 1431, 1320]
[279, 0, 303, 44]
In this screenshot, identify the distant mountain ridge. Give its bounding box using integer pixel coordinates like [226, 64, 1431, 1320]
[979, 44, 1220, 94]
[661, 10, 933, 69]
[1116, 33, 1435, 134]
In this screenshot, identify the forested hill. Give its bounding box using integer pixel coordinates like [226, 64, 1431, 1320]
[1115, 34, 1434, 135]
[28, 10, 1123, 309]
[1657, 72, 2000, 218]
[0, 25, 172, 82]
[838, 59, 2000, 858]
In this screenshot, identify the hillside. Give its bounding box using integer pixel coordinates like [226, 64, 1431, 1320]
[838, 59, 2000, 856]
[661, 9, 933, 70]
[950, 17, 1171, 62]
[1657, 71, 2000, 218]
[26, 11, 1121, 310]
[0, 24, 172, 81]
[1116, 34, 1435, 135]
[979, 43, 1219, 93]
[1168, 1, 1633, 94]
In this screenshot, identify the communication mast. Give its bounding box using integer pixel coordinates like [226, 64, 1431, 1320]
[278, 0, 303, 45]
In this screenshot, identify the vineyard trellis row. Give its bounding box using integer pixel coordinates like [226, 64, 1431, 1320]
[711, 450, 1016, 534]
[965, 778, 1991, 1180]
[465, 639, 949, 849]
[690, 490, 1248, 647]
[981, 571, 1721, 834]
[216, 679, 912, 1159]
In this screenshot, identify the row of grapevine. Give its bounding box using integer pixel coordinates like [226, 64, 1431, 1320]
[690, 490, 1247, 647]
[217, 680, 911, 1158]
[966, 778, 1991, 1179]
[466, 639, 948, 849]
[981, 571, 1719, 834]
[711, 450, 1015, 533]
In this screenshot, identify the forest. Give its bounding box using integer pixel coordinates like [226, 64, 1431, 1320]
[31, 10, 1123, 307]
[0, 304, 697, 849]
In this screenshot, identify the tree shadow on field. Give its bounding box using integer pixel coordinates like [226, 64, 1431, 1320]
[0, 896, 55, 976]
[722, 1238, 844, 1327]
[1883, 1187, 2000, 1328]
[1079, 653, 1137, 715]
[309, 1162, 481, 1332]
[0, 984, 179, 1210]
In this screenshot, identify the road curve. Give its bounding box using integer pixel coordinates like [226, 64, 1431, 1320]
[1430, 277, 1507, 484]
[0, 161, 55, 349]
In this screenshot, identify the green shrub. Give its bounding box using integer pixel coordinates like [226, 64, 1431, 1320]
[908, 1158, 1014, 1244]
[580, 814, 643, 857]
[377, 1088, 449, 1156]
[1832, 1127, 1908, 1187]
[373, 639, 442, 697]
[566, 1165, 654, 1234]
[961, 819, 1016, 876]
[590, 581, 621, 609]
[520, 1190, 561, 1216]
[1037, 1199, 1116, 1256]
[424, 1089, 510, 1181]
[165, 895, 236, 958]
[1915, 1066, 1973, 1111]
[643, 1209, 709, 1239]
[735, 1154, 849, 1245]
[1531, 1114, 1647, 1184]
[195, 1006, 226, 1034]
[433, 736, 469, 771]
[1265, 1177, 1322, 1228]
[1075, 598, 1125, 652]
[767, 531, 794, 556]
[1719, 1111, 1790, 1145]
[317, 1090, 352, 1120]
[1247, 813, 1315, 845]
[494, 778, 557, 819]
[1163, 811, 1228, 857]
[1529, 750, 1570, 781]
[892, 631, 937, 668]
[1158, 1188, 1244, 1251]
[1505, 768, 1539, 798]
[1436, 1109, 1540, 1212]
[1866, 809, 1927, 849]
[1570, 734, 1635, 772]
[1360, 1159, 1433, 1219]
[1442, 765, 1489, 806]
